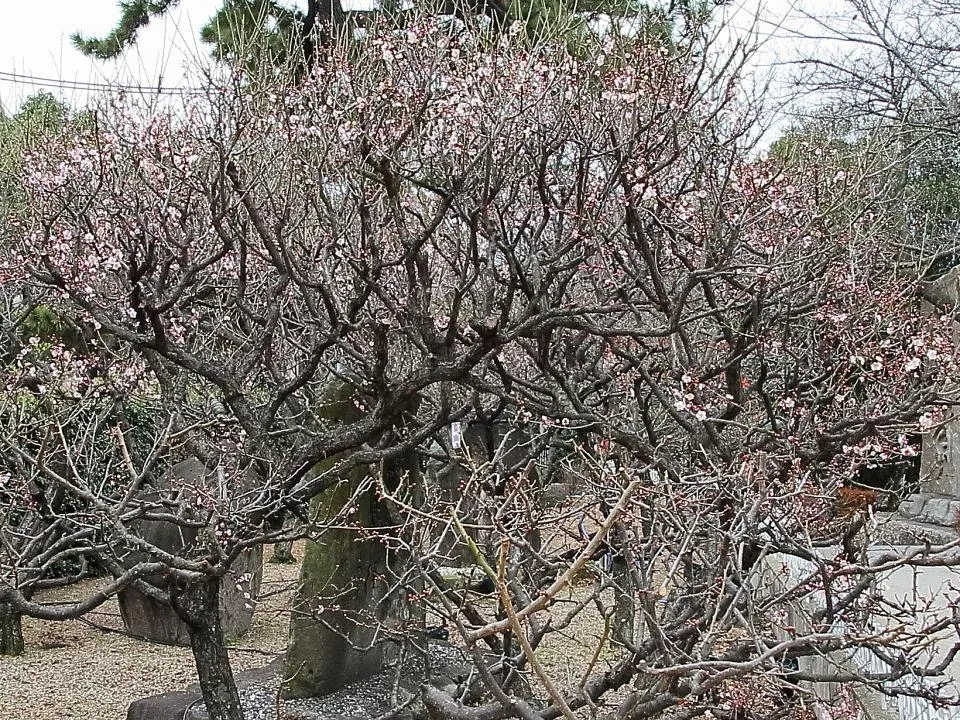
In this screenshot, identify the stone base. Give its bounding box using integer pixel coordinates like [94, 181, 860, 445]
[127, 645, 474, 720]
[877, 517, 960, 546]
[876, 493, 960, 546]
[896, 493, 960, 528]
[127, 659, 281, 720]
[127, 691, 204, 720]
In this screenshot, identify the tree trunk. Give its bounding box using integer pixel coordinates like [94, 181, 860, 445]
[170, 575, 243, 720]
[611, 522, 635, 647]
[0, 603, 24, 656]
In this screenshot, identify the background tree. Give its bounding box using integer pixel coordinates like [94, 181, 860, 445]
[72, 0, 714, 71]
[0, 93, 70, 219]
[793, 0, 960, 279]
[0, 93, 84, 655]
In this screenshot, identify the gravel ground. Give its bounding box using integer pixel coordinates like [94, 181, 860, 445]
[219, 643, 472, 720]
[0, 547, 301, 720]
[0, 531, 629, 720]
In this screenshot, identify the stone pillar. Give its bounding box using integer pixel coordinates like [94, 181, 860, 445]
[283, 468, 408, 697]
[892, 268, 960, 540]
[920, 405, 960, 500]
[283, 381, 418, 698]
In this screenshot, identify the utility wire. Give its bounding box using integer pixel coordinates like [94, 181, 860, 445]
[0, 70, 205, 96]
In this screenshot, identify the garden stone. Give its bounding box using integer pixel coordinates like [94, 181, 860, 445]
[128, 659, 282, 720]
[118, 457, 263, 646]
[878, 515, 959, 546]
[126, 691, 202, 720]
[283, 466, 408, 697]
[428, 452, 476, 567]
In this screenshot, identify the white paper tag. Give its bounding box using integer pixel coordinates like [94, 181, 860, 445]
[451, 422, 463, 449]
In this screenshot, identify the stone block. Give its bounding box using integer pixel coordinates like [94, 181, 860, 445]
[436, 565, 490, 591]
[427, 422, 541, 567]
[913, 497, 960, 527]
[282, 476, 407, 698]
[540, 482, 573, 507]
[879, 517, 959, 546]
[126, 691, 202, 720]
[283, 381, 415, 699]
[897, 493, 928, 519]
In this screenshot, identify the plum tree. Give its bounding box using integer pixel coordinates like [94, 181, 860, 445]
[2, 11, 958, 720]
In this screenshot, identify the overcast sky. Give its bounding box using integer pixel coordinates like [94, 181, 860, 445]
[0, 0, 223, 112]
[0, 0, 849, 115]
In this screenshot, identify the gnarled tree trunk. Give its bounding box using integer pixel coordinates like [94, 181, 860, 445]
[171, 575, 242, 720]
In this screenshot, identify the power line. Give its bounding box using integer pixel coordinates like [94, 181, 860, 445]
[0, 70, 205, 96]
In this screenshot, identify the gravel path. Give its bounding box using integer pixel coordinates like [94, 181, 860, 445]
[0, 549, 301, 720]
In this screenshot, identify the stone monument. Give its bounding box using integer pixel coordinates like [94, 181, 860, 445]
[283, 381, 418, 698]
[118, 457, 263, 646]
[888, 268, 960, 543]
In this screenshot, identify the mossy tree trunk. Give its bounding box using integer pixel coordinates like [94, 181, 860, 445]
[283, 470, 407, 697]
[0, 603, 24, 656]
